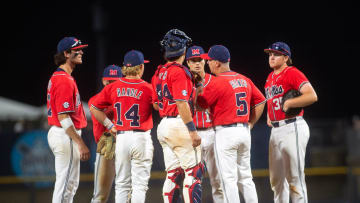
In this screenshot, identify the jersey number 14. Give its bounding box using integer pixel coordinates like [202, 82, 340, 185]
[114, 102, 140, 127]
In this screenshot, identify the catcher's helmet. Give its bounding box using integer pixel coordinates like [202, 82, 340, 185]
[160, 29, 192, 59]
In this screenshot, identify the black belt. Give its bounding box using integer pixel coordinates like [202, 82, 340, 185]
[221, 123, 237, 128]
[218, 123, 248, 128]
[166, 115, 178, 118]
[271, 118, 297, 128]
[197, 127, 211, 131]
[117, 129, 146, 134]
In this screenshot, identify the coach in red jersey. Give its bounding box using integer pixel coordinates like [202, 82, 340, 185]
[88, 64, 122, 203]
[90, 50, 154, 203]
[198, 45, 266, 203]
[264, 42, 318, 203]
[46, 36, 90, 203]
[154, 29, 203, 203]
[185, 45, 224, 202]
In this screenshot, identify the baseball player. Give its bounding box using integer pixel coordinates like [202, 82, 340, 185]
[47, 36, 90, 203]
[90, 50, 154, 203]
[185, 45, 224, 202]
[89, 65, 122, 203]
[264, 42, 318, 203]
[198, 45, 266, 203]
[152, 29, 203, 203]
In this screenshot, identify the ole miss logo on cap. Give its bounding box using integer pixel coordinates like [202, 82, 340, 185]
[186, 45, 205, 60]
[192, 49, 200, 55]
[109, 69, 118, 76]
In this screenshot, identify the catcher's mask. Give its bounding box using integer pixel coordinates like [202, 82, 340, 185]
[160, 29, 192, 59]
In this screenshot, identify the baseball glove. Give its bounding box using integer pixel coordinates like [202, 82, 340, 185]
[281, 89, 302, 117]
[191, 71, 203, 88]
[96, 132, 116, 160]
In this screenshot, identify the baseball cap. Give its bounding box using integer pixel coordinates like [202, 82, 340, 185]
[201, 45, 230, 63]
[57, 37, 88, 53]
[123, 50, 149, 67]
[186, 46, 205, 60]
[264, 42, 291, 58]
[102, 65, 122, 81]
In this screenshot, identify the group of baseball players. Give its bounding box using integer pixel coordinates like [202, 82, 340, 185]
[46, 28, 318, 203]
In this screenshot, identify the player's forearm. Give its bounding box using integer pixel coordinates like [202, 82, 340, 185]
[90, 106, 113, 130]
[249, 103, 265, 128]
[58, 114, 85, 145]
[176, 101, 194, 124]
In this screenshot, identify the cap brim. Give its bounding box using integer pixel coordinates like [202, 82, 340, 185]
[265, 49, 292, 63]
[102, 77, 121, 81]
[200, 53, 212, 60]
[186, 56, 202, 60]
[264, 49, 286, 55]
[72, 44, 88, 50]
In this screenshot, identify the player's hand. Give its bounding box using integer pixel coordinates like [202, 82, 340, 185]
[282, 100, 290, 112]
[110, 126, 117, 139]
[267, 116, 273, 127]
[196, 85, 204, 95]
[78, 142, 90, 161]
[189, 131, 201, 147]
[248, 123, 253, 130]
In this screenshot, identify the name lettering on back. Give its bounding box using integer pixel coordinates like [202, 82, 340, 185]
[117, 88, 143, 99]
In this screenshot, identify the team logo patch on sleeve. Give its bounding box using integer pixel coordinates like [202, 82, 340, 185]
[182, 90, 188, 96]
[63, 102, 70, 108]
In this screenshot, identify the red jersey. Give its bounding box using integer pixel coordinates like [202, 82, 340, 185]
[91, 78, 153, 131]
[197, 71, 266, 126]
[264, 66, 309, 121]
[47, 68, 87, 129]
[88, 94, 114, 143]
[151, 65, 167, 118]
[153, 62, 195, 117]
[193, 73, 213, 128]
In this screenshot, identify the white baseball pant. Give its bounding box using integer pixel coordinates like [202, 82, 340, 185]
[269, 117, 309, 203]
[157, 116, 202, 203]
[91, 153, 115, 203]
[47, 126, 81, 203]
[214, 123, 258, 203]
[114, 130, 154, 203]
[198, 128, 224, 203]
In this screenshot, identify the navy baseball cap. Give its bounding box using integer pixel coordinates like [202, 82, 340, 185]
[264, 42, 291, 58]
[201, 45, 230, 63]
[186, 46, 205, 60]
[57, 37, 88, 53]
[103, 65, 122, 81]
[123, 50, 149, 67]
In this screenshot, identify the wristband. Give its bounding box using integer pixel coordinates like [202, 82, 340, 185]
[103, 117, 114, 130]
[60, 117, 74, 130]
[185, 121, 196, 132]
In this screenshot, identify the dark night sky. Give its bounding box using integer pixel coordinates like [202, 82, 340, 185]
[3, 2, 357, 119]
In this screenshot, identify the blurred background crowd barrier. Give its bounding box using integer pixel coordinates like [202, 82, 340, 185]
[0, 96, 359, 202]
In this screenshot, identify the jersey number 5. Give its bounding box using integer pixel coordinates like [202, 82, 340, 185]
[114, 103, 140, 127]
[235, 92, 248, 116]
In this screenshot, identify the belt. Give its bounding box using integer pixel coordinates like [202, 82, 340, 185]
[271, 117, 300, 128]
[117, 129, 146, 134]
[166, 115, 179, 118]
[196, 127, 211, 131]
[219, 123, 247, 128]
